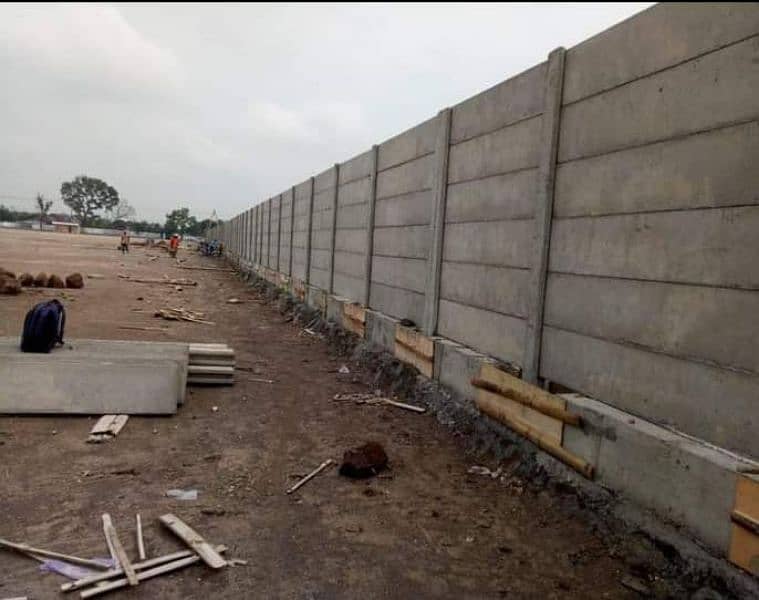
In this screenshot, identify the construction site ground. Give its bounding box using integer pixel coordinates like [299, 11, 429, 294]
[0, 229, 690, 599]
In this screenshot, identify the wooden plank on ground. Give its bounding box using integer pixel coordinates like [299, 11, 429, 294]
[90, 416, 118, 435]
[159, 514, 227, 569]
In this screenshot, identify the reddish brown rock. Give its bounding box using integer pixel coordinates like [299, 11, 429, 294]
[65, 273, 84, 289]
[47, 274, 65, 288]
[339, 442, 388, 479]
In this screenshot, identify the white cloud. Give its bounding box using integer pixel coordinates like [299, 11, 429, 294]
[0, 4, 182, 101]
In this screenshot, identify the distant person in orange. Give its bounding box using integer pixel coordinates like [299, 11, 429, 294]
[119, 229, 130, 254]
[169, 233, 180, 258]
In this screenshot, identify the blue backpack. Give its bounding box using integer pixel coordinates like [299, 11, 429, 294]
[20, 299, 65, 353]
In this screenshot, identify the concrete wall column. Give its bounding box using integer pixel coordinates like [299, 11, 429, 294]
[267, 200, 272, 268]
[328, 164, 340, 294]
[523, 47, 566, 383]
[422, 108, 453, 336]
[363, 145, 379, 307]
[289, 186, 295, 276]
[305, 177, 315, 287]
[276, 194, 283, 273]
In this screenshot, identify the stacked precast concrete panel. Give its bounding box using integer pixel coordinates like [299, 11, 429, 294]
[309, 168, 336, 292]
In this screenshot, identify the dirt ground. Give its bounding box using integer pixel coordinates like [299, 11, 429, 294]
[0, 229, 691, 599]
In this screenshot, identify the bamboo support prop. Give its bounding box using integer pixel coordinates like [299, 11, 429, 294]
[470, 377, 582, 426]
[0, 538, 111, 570]
[475, 393, 594, 479]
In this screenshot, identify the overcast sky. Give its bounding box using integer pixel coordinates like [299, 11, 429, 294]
[0, 2, 652, 222]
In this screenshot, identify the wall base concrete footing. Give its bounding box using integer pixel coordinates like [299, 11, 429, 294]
[239, 265, 759, 597]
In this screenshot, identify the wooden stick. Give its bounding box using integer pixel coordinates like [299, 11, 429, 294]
[248, 377, 274, 384]
[382, 398, 426, 413]
[471, 377, 582, 426]
[286, 459, 335, 495]
[158, 514, 226, 569]
[101, 515, 119, 568]
[118, 326, 169, 332]
[104, 523, 137, 586]
[0, 538, 110, 570]
[475, 394, 594, 479]
[78, 546, 227, 599]
[62, 549, 195, 592]
[136, 514, 146, 561]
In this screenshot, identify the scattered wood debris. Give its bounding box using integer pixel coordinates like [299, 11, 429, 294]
[118, 274, 198, 286]
[333, 392, 425, 413]
[117, 325, 169, 332]
[0, 537, 110, 570]
[102, 514, 137, 586]
[286, 459, 335, 495]
[159, 514, 227, 569]
[154, 307, 215, 325]
[136, 514, 146, 561]
[87, 415, 129, 444]
[227, 298, 243, 304]
[177, 265, 235, 272]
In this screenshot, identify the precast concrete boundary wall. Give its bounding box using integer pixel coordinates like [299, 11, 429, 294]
[209, 4, 759, 461]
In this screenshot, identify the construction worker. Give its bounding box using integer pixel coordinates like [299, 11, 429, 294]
[119, 229, 130, 254]
[169, 233, 180, 258]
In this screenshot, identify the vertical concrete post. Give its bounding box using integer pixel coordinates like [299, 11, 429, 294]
[253, 205, 259, 266]
[328, 164, 340, 294]
[267, 199, 272, 268]
[289, 186, 295, 276]
[305, 177, 315, 287]
[523, 47, 566, 383]
[258, 204, 263, 265]
[363, 145, 379, 307]
[276, 194, 282, 274]
[422, 108, 453, 336]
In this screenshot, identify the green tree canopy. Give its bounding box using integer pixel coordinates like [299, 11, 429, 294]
[164, 207, 197, 235]
[61, 176, 119, 226]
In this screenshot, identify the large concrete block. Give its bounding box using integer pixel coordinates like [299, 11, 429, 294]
[374, 191, 432, 227]
[545, 272, 759, 373]
[451, 62, 545, 143]
[445, 168, 536, 223]
[555, 120, 759, 218]
[549, 205, 759, 289]
[0, 354, 181, 414]
[369, 282, 424, 325]
[443, 220, 532, 268]
[561, 392, 759, 555]
[376, 154, 434, 200]
[371, 256, 427, 294]
[309, 266, 329, 291]
[434, 338, 497, 404]
[560, 36, 759, 162]
[373, 225, 430, 260]
[365, 309, 399, 352]
[378, 116, 437, 171]
[440, 262, 529, 319]
[437, 299, 525, 366]
[563, 3, 759, 104]
[541, 326, 759, 459]
[314, 167, 335, 193]
[448, 116, 541, 184]
[336, 202, 367, 230]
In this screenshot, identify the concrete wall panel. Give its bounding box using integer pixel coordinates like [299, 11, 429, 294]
[376, 154, 434, 199]
[374, 191, 432, 227]
[563, 3, 759, 104]
[438, 299, 525, 365]
[371, 256, 427, 294]
[333, 272, 364, 302]
[378, 117, 437, 171]
[338, 177, 372, 207]
[549, 206, 759, 289]
[336, 203, 368, 229]
[555, 120, 759, 218]
[440, 263, 529, 319]
[446, 169, 536, 223]
[560, 36, 759, 162]
[541, 326, 758, 458]
[334, 228, 366, 254]
[334, 251, 365, 279]
[448, 116, 541, 183]
[340, 149, 374, 183]
[373, 225, 430, 260]
[443, 220, 532, 268]
[370, 282, 425, 324]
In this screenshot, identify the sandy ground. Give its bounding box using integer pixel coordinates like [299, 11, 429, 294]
[0, 228, 681, 599]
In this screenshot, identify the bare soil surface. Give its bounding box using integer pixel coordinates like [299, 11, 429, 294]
[0, 229, 683, 598]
